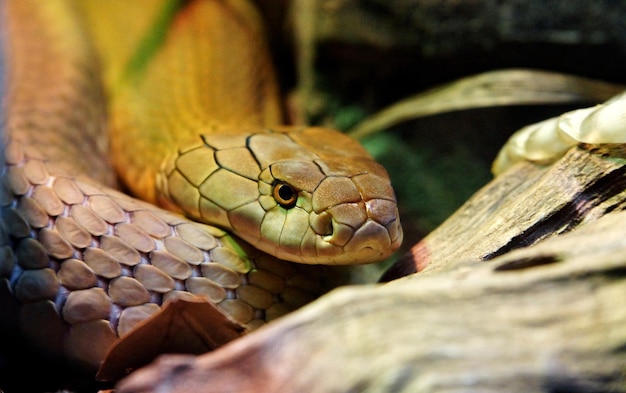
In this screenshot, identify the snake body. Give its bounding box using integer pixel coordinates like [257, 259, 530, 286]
[492, 91, 626, 175]
[0, 0, 402, 372]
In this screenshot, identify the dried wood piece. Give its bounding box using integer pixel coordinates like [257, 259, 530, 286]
[114, 147, 626, 392]
[383, 145, 626, 278]
[115, 208, 626, 393]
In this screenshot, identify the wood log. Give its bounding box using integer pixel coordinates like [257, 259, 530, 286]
[113, 145, 626, 392]
[384, 145, 626, 278]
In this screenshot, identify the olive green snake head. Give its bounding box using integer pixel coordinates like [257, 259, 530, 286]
[158, 126, 403, 265]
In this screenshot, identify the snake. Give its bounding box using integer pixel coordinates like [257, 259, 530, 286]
[0, 0, 402, 374]
[492, 90, 626, 175]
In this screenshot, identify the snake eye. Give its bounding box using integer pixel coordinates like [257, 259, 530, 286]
[273, 182, 298, 208]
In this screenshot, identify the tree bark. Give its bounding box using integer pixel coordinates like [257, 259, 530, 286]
[385, 145, 626, 278]
[113, 146, 626, 392]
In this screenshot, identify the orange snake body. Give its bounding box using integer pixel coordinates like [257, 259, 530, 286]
[0, 0, 402, 373]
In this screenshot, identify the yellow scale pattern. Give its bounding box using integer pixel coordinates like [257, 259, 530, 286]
[0, 137, 327, 368]
[0, 0, 328, 371]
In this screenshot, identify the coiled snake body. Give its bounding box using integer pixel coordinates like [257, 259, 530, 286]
[0, 0, 402, 372]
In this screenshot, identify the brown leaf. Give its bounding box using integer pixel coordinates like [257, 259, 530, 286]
[347, 69, 626, 140]
[96, 296, 245, 382]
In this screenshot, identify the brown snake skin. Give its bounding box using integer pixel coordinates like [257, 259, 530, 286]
[0, 1, 334, 367]
[0, 0, 335, 372]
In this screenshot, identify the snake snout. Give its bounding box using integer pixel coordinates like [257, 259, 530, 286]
[307, 172, 403, 265]
[347, 199, 403, 253]
[330, 198, 403, 264]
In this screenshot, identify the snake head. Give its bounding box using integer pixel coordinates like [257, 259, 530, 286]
[158, 126, 402, 265]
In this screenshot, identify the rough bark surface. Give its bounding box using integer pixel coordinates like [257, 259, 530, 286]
[113, 146, 626, 392]
[385, 145, 626, 278]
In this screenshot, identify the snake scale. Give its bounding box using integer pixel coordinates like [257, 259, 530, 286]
[0, 0, 402, 373]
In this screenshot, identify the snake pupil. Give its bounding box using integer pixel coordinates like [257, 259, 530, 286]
[273, 182, 298, 208]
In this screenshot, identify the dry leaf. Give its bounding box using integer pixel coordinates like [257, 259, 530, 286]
[96, 296, 245, 381]
[347, 69, 626, 139]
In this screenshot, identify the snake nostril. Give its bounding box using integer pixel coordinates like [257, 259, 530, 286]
[310, 211, 333, 236]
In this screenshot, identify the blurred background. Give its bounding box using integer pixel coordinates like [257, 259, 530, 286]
[256, 0, 626, 272]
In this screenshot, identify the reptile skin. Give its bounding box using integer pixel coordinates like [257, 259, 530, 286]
[0, 0, 402, 372]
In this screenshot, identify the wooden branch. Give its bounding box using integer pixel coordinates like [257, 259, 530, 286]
[384, 146, 626, 278]
[113, 146, 626, 393]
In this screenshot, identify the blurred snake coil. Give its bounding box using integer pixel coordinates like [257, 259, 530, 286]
[0, 0, 402, 372]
